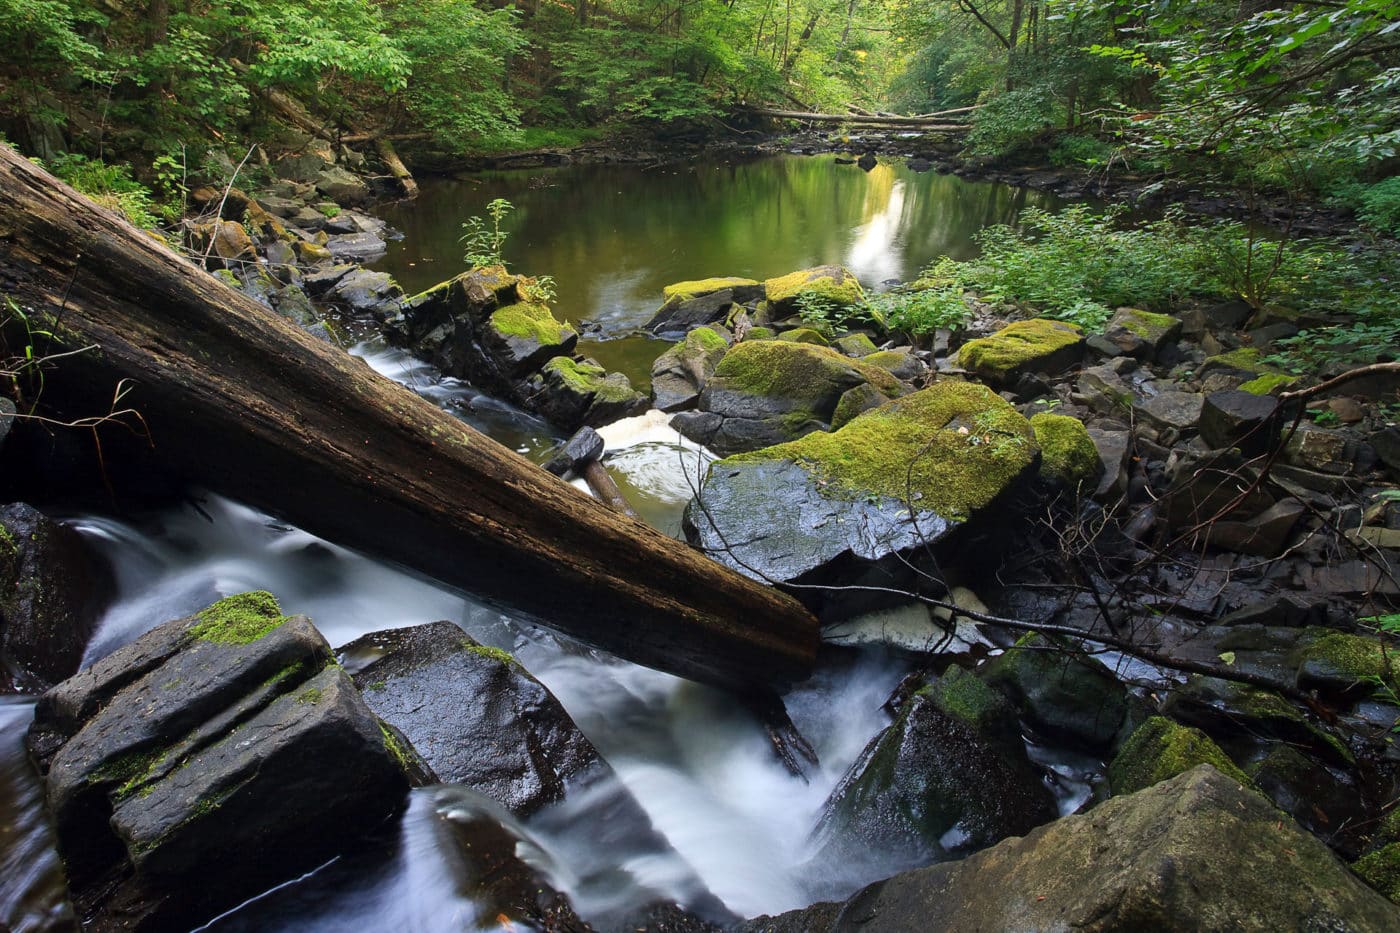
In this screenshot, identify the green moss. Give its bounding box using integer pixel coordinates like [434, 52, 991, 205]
[379, 722, 413, 774]
[777, 327, 831, 345]
[1108, 716, 1250, 795]
[189, 591, 288, 645]
[366, 680, 387, 692]
[729, 381, 1035, 521]
[764, 266, 864, 308]
[1295, 631, 1394, 687]
[743, 326, 776, 341]
[1030, 413, 1101, 485]
[687, 326, 729, 352]
[214, 269, 240, 288]
[462, 640, 518, 667]
[835, 333, 879, 357]
[295, 687, 323, 704]
[489, 301, 575, 346]
[958, 319, 1083, 380]
[1203, 347, 1264, 372]
[662, 276, 758, 303]
[924, 665, 1007, 732]
[1116, 308, 1176, 339]
[543, 356, 607, 394]
[1239, 372, 1299, 395]
[1353, 843, 1400, 905]
[711, 340, 902, 401]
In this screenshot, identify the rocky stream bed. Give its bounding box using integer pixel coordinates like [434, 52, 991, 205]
[3, 136, 1400, 931]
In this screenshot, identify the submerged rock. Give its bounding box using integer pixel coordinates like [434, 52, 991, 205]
[756, 766, 1400, 931]
[0, 503, 111, 693]
[26, 592, 412, 931]
[685, 382, 1039, 594]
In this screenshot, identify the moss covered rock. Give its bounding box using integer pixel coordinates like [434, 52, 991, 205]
[1289, 629, 1398, 696]
[834, 332, 879, 357]
[483, 301, 579, 378]
[764, 265, 864, 311]
[663, 276, 760, 304]
[647, 277, 766, 338]
[1091, 308, 1182, 360]
[685, 382, 1039, 589]
[958, 319, 1084, 385]
[776, 326, 831, 345]
[650, 325, 731, 412]
[1355, 843, 1400, 905]
[1108, 716, 1249, 795]
[983, 632, 1129, 750]
[534, 357, 649, 430]
[1028, 413, 1101, 487]
[813, 666, 1056, 880]
[698, 340, 905, 455]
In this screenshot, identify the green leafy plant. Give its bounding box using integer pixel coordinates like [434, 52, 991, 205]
[460, 197, 514, 269]
[44, 153, 163, 230]
[521, 274, 557, 304]
[794, 292, 842, 335]
[1309, 408, 1341, 427]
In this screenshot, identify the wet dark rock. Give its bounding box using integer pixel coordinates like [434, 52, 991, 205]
[1370, 426, 1400, 478]
[981, 633, 1131, 751]
[314, 165, 371, 206]
[0, 397, 14, 450]
[1161, 447, 1275, 534]
[767, 767, 1400, 932]
[1202, 497, 1304, 557]
[302, 263, 357, 297]
[1089, 308, 1182, 361]
[671, 410, 722, 447]
[1286, 424, 1377, 476]
[1133, 390, 1203, 436]
[1086, 426, 1130, 501]
[530, 357, 648, 431]
[650, 326, 731, 412]
[0, 503, 111, 693]
[27, 592, 411, 932]
[646, 286, 761, 338]
[856, 152, 878, 171]
[906, 157, 933, 172]
[543, 426, 605, 476]
[813, 666, 1056, 883]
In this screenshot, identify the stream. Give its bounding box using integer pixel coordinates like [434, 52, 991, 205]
[1, 154, 1078, 931]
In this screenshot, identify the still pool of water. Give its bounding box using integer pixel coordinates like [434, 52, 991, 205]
[373, 154, 1057, 386]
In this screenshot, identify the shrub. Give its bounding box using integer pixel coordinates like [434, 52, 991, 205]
[1049, 134, 1115, 168]
[45, 153, 164, 229]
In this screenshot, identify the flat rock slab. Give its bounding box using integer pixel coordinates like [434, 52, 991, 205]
[751, 766, 1400, 932]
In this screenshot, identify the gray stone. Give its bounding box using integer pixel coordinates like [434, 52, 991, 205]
[256, 195, 304, 219]
[325, 230, 388, 262]
[1134, 390, 1204, 435]
[1200, 389, 1282, 455]
[0, 397, 15, 451]
[982, 633, 1130, 750]
[646, 286, 763, 338]
[1204, 497, 1304, 557]
[329, 268, 402, 317]
[314, 165, 371, 206]
[1086, 426, 1130, 501]
[1286, 424, 1375, 475]
[543, 426, 605, 476]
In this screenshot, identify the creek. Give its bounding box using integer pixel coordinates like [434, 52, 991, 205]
[1, 155, 1075, 931]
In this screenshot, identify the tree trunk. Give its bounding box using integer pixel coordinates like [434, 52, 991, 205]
[0, 144, 819, 691]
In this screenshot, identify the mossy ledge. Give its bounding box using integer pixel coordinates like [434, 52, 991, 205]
[489, 301, 576, 346]
[728, 381, 1036, 522]
[764, 265, 864, 308]
[663, 276, 759, 303]
[711, 339, 903, 400]
[958, 319, 1083, 380]
[189, 591, 289, 645]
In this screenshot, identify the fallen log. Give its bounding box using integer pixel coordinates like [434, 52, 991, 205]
[0, 144, 819, 690]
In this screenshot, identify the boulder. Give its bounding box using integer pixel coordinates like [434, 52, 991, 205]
[862, 348, 928, 383]
[324, 230, 388, 263]
[813, 666, 1056, 883]
[833, 333, 878, 357]
[646, 277, 765, 338]
[685, 382, 1039, 592]
[26, 592, 412, 931]
[650, 325, 731, 412]
[483, 301, 579, 379]
[0, 503, 111, 693]
[822, 591, 992, 655]
[1202, 497, 1304, 557]
[696, 340, 905, 456]
[328, 268, 402, 318]
[1108, 715, 1250, 795]
[754, 766, 1400, 932]
[313, 165, 371, 206]
[1088, 307, 1181, 360]
[1028, 413, 1101, 488]
[1200, 389, 1282, 455]
[958, 319, 1084, 386]
[763, 266, 864, 314]
[210, 220, 256, 267]
[1133, 390, 1204, 436]
[1286, 424, 1376, 475]
[982, 633, 1130, 750]
[531, 357, 649, 431]
[343, 622, 602, 815]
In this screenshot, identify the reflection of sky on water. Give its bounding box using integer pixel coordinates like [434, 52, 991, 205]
[844, 166, 907, 285]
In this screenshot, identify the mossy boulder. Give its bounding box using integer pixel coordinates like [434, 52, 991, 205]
[863, 347, 929, 382]
[1289, 629, 1398, 696]
[762, 766, 1400, 932]
[813, 666, 1056, 881]
[647, 277, 766, 338]
[1108, 716, 1249, 795]
[650, 325, 731, 412]
[1355, 843, 1400, 905]
[0, 503, 112, 693]
[834, 332, 879, 357]
[684, 382, 1039, 589]
[1028, 413, 1101, 487]
[982, 633, 1129, 750]
[483, 301, 579, 378]
[533, 356, 649, 430]
[957, 319, 1084, 385]
[26, 593, 412, 931]
[694, 340, 906, 455]
[763, 265, 864, 312]
[1090, 308, 1182, 360]
[776, 326, 831, 345]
